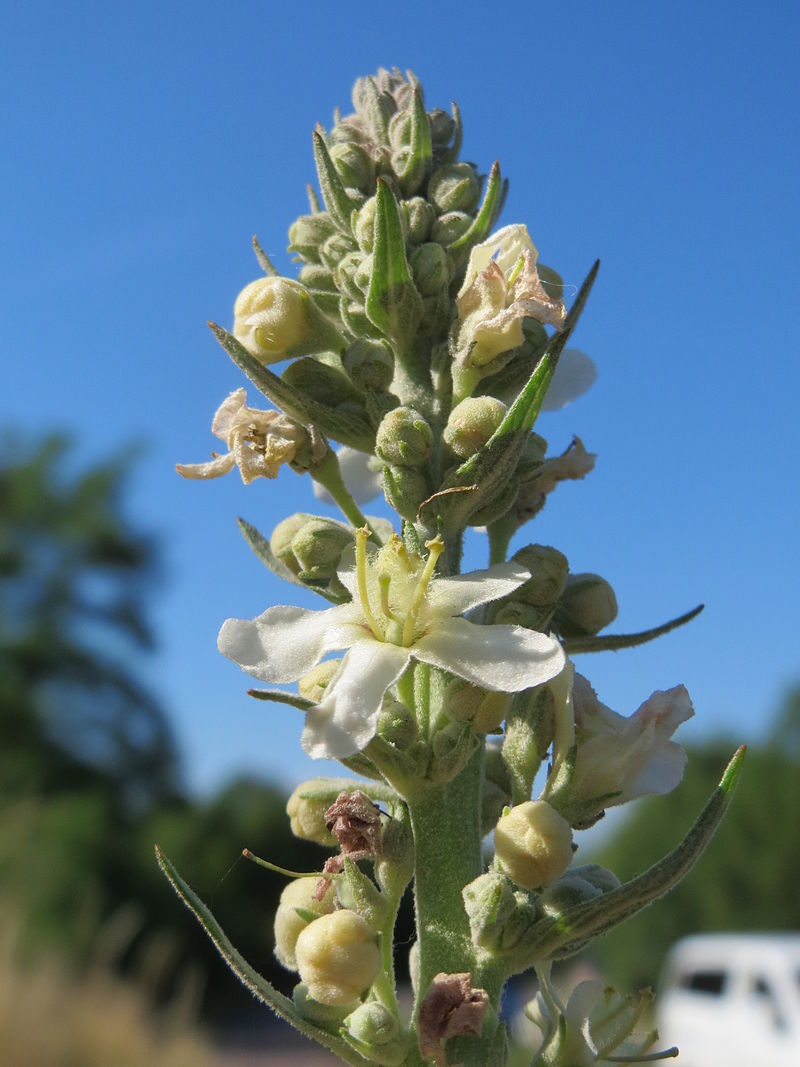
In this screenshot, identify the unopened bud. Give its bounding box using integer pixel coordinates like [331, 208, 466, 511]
[319, 231, 358, 273]
[468, 479, 519, 526]
[443, 396, 507, 458]
[554, 573, 618, 637]
[342, 338, 395, 392]
[431, 210, 473, 247]
[288, 214, 337, 264]
[402, 197, 435, 244]
[345, 1001, 402, 1050]
[462, 870, 538, 952]
[428, 108, 455, 147]
[233, 277, 342, 364]
[292, 982, 352, 1026]
[330, 141, 376, 193]
[297, 264, 340, 316]
[295, 910, 381, 1006]
[494, 800, 574, 890]
[427, 162, 481, 214]
[354, 196, 378, 253]
[410, 242, 452, 297]
[290, 519, 352, 580]
[376, 407, 433, 467]
[298, 660, 341, 703]
[286, 781, 338, 845]
[378, 694, 416, 748]
[516, 432, 548, 479]
[382, 465, 429, 520]
[274, 877, 335, 970]
[443, 678, 511, 732]
[493, 600, 551, 631]
[511, 545, 569, 607]
[271, 513, 317, 573]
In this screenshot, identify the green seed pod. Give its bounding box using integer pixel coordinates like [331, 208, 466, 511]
[443, 396, 507, 458]
[381, 465, 429, 520]
[291, 519, 353, 581]
[431, 210, 473, 247]
[330, 141, 376, 193]
[554, 572, 619, 637]
[511, 545, 570, 607]
[427, 162, 481, 214]
[375, 406, 433, 467]
[298, 660, 340, 703]
[288, 213, 337, 264]
[341, 338, 395, 392]
[402, 196, 435, 244]
[409, 242, 452, 297]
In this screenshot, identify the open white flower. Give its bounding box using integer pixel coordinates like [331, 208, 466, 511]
[219, 530, 565, 758]
[454, 224, 567, 370]
[545, 666, 693, 821]
[176, 388, 312, 485]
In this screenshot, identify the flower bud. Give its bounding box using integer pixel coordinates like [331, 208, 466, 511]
[402, 196, 435, 244]
[516, 431, 547, 479]
[298, 660, 340, 703]
[319, 231, 358, 272]
[353, 195, 378, 252]
[288, 213, 337, 264]
[274, 877, 335, 969]
[290, 519, 353, 581]
[388, 108, 413, 151]
[375, 407, 433, 467]
[281, 356, 362, 407]
[431, 210, 473, 247]
[330, 141, 376, 193]
[443, 678, 511, 733]
[342, 338, 395, 392]
[494, 800, 574, 890]
[443, 396, 507, 458]
[292, 982, 352, 1026]
[377, 694, 416, 748]
[427, 162, 481, 214]
[233, 277, 342, 364]
[462, 870, 538, 952]
[410, 242, 452, 297]
[493, 600, 552, 631]
[295, 910, 381, 1006]
[271, 513, 317, 573]
[428, 108, 455, 147]
[554, 573, 618, 637]
[297, 264, 340, 316]
[511, 545, 569, 607]
[286, 781, 338, 845]
[334, 250, 370, 304]
[344, 1002, 406, 1064]
[381, 464, 429, 520]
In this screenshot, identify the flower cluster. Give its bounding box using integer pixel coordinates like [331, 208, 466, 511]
[162, 68, 742, 1067]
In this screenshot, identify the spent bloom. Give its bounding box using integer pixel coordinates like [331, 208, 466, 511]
[218, 529, 565, 758]
[176, 388, 316, 484]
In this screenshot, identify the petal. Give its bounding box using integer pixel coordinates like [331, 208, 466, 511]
[628, 740, 688, 800]
[217, 602, 364, 683]
[301, 640, 411, 759]
[413, 617, 564, 692]
[211, 388, 248, 442]
[175, 453, 236, 479]
[541, 348, 597, 412]
[426, 562, 531, 618]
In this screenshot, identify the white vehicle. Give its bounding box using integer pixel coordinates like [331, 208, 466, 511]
[657, 933, 800, 1067]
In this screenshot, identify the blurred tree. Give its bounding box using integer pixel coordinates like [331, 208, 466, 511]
[587, 686, 800, 990]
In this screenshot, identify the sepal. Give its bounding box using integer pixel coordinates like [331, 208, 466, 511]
[365, 179, 423, 344]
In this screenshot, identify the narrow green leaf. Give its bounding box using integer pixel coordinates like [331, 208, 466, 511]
[306, 182, 322, 214]
[246, 687, 313, 710]
[251, 235, 278, 276]
[209, 323, 375, 451]
[365, 179, 422, 341]
[397, 85, 432, 195]
[312, 129, 358, 232]
[564, 604, 704, 654]
[449, 161, 503, 252]
[154, 846, 370, 1066]
[521, 746, 746, 962]
[236, 517, 346, 603]
[439, 99, 463, 164]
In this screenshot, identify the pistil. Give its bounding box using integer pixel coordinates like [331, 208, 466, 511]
[402, 536, 444, 647]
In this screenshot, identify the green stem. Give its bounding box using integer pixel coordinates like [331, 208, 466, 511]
[310, 448, 381, 542]
[487, 513, 517, 565]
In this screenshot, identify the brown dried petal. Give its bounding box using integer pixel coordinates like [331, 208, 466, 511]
[324, 790, 383, 857]
[418, 972, 489, 1066]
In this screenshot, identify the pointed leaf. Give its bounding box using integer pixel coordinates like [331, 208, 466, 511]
[209, 323, 375, 451]
[365, 178, 422, 341]
[306, 182, 322, 214]
[438, 99, 463, 164]
[564, 604, 704, 654]
[397, 85, 432, 195]
[154, 847, 370, 1066]
[312, 129, 359, 232]
[449, 161, 503, 252]
[251, 235, 279, 276]
[236, 517, 347, 603]
[247, 687, 314, 710]
[518, 747, 746, 963]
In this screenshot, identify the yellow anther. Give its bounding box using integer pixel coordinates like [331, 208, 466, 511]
[402, 536, 445, 647]
[355, 527, 383, 641]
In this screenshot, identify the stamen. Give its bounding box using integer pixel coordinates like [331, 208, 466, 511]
[378, 572, 397, 620]
[402, 536, 444, 646]
[355, 527, 383, 640]
[506, 253, 525, 287]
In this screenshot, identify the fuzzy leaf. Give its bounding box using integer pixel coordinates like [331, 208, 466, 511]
[449, 161, 504, 252]
[246, 687, 314, 710]
[365, 178, 423, 342]
[397, 84, 432, 195]
[251, 235, 278, 276]
[154, 846, 370, 1066]
[564, 604, 704, 654]
[237, 517, 347, 604]
[312, 129, 359, 232]
[209, 322, 375, 451]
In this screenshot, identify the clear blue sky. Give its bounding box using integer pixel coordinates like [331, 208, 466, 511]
[2, 1, 798, 795]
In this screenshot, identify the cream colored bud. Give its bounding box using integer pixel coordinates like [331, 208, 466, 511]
[286, 783, 338, 845]
[273, 877, 335, 970]
[443, 396, 507, 458]
[494, 800, 573, 890]
[233, 277, 311, 363]
[295, 910, 381, 1006]
[298, 659, 341, 703]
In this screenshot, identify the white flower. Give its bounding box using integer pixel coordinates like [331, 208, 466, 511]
[218, 530, 565, 759]
[176, 388, 311, 485]
[312, 445, 383, 505]
[545, 666, 693, 818]
[454, 224, 567, 369]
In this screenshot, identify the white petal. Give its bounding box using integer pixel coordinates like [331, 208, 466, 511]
[301, 640, 411, 758]
[217, 602, 364, 683]
[211, 388, 248, 441]
[312, 446, 383, 505]
[413, 617, 564, 692]
[175, 453, 236, 480]
[426, 562, 531, 619]
[628, 740, 688, 799]
[541, 349, 597, 411]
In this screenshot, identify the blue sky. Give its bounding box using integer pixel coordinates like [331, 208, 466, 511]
[2, 2, 798, 795]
